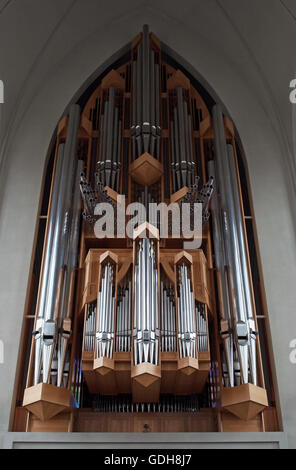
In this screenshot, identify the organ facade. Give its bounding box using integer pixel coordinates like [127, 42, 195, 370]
[14, 26, 278, 433]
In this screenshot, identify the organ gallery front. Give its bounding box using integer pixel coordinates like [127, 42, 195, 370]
[13, 26, 279, 433]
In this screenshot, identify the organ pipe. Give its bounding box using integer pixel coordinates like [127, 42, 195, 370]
[32, 104, 81, 387]
[97, 87, 122, 191]
[176, 264, 197, 359]
[133, 238, 159, 365]
[116, 280, 132, 353]
[84, 303, 97, 352]
[22, 28, 270, 430]
[196, 303, 208, 353]
[170, 87, 195, 191]
[160, 282, 177, 353]
[211, 103, 258, 387]
[79, 171, 116, 224]
[96, 263, 116, 359]
[131, 25, 161, 160]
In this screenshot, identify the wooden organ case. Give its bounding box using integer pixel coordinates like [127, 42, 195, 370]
[15, 26, 279, 433]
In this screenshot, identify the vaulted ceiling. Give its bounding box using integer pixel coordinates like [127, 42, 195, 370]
[0, 0, 295, 183]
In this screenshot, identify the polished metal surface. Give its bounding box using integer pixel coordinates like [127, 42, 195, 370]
[97, 87, 122, 191]
[115, 280, 132, 353]
[133, 239, 159, 365]
[131, 25, 161, 160]
[33, 104, 81, 387]
[177, 264, 196, 359]
[212, 103, 258, 387]
[96, 263, 116, 359]
[160, 282, 177, 352]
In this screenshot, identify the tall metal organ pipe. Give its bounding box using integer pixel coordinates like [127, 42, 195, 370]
[196, 303, 208, 353]
[133, 239, 159, 365]
[212, 104, 258, 386]
[208, 159, 234, 387]
[177, 264, 196, 359]
[170, 87, 195, 191]
[116, 281, 132, 353]
[160, 283, 177, 353]
[57, 159, 83, 387]
[227, 144, 258, 385]
[96, 263, 116, 359]
[84, 303, 97, 352]
[97, 87, 122, 191]
[131, 25, 161, 160]
[33, 104, 81, 386]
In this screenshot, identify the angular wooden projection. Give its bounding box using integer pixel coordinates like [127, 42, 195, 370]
[129, 152, 164, 186]
[174, 250, 193, 266]
[93, 358, 117, 394]
[99, 250, 119, 265]
[104, 186, 120, 205]
[131, 363, 161, 403]
[81, 250, 101, 307]
[170, 186, 189, 204]
[221, 383, 268, 421]
[93, 357, 115, 376]
[178, 357, 199, 376]
[23, 383, 70, 421]
[175, 357, 200, 395]
[133, 221, 160, 241]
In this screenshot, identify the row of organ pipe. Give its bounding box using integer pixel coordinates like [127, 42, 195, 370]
[196, 303, 208, 353]
[79, 24, 213, 230]
[96, 263, 116, 360]
[133, 239, 159, 366]
[97, 87, 122, 191]
[210, 103, 258, 388]
[29, 81, 259, 394]
[79, 171, 115, 224]
[177, 264, 197, 359]
[84, 303, 96, 352]
[32, 104, 82, 388]
[116, 282, 132, 353]
[160, 283, 177, 353]
[131, 24, 161, 160]
[170, 87, 196, 192]
[83, 248, 209, 363]
[21, 26, 271, 433]
[92, 394, 204, 413]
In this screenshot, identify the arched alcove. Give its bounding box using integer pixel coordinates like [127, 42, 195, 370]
[10, 26, 282, 435]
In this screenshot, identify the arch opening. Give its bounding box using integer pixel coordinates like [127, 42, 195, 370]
[14, 25, 279, 434]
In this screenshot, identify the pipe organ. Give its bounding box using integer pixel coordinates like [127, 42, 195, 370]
[18, 26, 278, 433]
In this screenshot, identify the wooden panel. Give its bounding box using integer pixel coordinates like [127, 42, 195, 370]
[81, 249, 133, 310]
[27, 412, 72, 432]
[129, 152, 164, 186]
[13, 407, 28, 432]
[191, 251, 212, 309]
[134, 416, 161, 433]
[167, 70, 190, 91]
[74, 410, 217, 432]
[263, 407, 279, 432]
[221, 410, 263, 432]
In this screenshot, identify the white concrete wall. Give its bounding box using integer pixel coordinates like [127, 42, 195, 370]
[0, 0, 296, 448]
